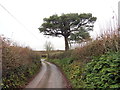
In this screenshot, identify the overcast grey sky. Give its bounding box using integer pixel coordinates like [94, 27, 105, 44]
[0, 0, 119, 50]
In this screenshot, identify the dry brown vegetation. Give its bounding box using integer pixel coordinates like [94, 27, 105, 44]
[1, 36, 41, 88]
[49, 29, 120, 63]
[2, 37, 33, 70]
[73, 30, 120, 62]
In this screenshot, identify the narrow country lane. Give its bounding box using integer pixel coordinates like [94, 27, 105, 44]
[25, 59, 69, 88]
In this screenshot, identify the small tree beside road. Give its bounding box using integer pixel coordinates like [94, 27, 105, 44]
[44, 41, 54, 58]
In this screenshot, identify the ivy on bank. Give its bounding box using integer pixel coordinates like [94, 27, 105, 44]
[83, 52, 120, 88]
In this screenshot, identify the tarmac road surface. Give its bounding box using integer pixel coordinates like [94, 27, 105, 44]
[25, 59, 69, 88]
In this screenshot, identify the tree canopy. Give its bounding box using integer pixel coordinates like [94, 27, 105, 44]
[39, 13, 97, 51]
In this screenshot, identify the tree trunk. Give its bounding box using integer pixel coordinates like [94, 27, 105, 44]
[64, 36, 69, 51]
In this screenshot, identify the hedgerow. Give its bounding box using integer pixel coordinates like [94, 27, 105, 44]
[1, 36, 41, 88]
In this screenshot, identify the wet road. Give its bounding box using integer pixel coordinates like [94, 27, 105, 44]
[25, 59, 68, 88]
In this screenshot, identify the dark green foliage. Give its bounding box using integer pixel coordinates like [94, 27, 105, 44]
[2, 58, 41, 88]
[39, 13, 96, 37]
[69, 27, 91, 43]
[39, 13, 97, 50]
[83, 52, 120, 88]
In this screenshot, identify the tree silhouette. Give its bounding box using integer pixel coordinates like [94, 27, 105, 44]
[39, 13, 97, 51]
